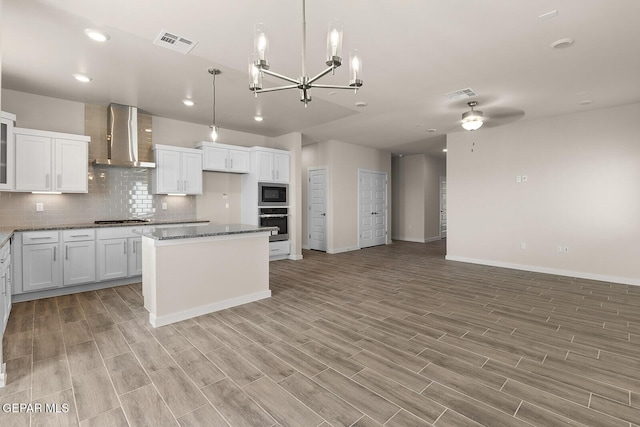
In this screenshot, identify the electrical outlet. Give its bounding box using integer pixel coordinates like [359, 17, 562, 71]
[520, 242, 527, 250]
[563, 246, 569, 253]
[556, 245, 562, 253]
[36, 203, 44, 212]
[521, 175, 528, 182]
[161, 203, 167, 210]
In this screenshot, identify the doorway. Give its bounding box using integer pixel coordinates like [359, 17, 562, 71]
[358, 170, 387, 248]
[308, 168, 327, 251]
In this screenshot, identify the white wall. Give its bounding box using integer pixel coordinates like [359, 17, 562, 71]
[302, 140, 392, 253]
[447, 103, 640, 285]
[1, 89, 85, 134]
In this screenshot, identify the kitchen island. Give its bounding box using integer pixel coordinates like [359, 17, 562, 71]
[134, 223, 277, 327]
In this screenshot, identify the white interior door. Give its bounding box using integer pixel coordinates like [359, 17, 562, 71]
[308, 168, 327, 251]
[440, 176, 447, 238]
[359, 170, 387, 248]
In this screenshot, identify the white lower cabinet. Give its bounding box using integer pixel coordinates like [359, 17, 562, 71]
[128, 237, 143, 277]
[269, 240, 291, 259]
[63, 229, 96, 286]
[22, 242, 61, 292]
[97, 238, 128, 281]
[1, 241, 12, 334]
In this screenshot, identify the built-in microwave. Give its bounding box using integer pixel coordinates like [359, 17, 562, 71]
[258, 182, 288, 206]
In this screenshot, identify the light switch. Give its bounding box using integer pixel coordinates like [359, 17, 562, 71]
[161, 203, 167, 210]
[515, 175, 522, 183]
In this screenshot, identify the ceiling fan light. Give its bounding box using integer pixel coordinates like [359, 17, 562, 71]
[461, 101, 484, 131]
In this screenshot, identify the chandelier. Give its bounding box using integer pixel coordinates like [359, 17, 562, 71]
[248, 0, 363, 107]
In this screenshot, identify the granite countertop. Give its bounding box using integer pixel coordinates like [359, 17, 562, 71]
[134, 223, 278, 241]
[0, 219, 209, 246]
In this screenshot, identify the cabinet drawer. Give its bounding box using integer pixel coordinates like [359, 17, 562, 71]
[22, 231, 59, 245]
[63, 229, 96, 242]
[269, 240, 290, 257]
[97, 226, 149, 240]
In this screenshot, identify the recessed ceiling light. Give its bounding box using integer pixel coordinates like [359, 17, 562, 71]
[254, 116, 264, 122]
[72, 73, 92, 83]
[577, 99, 593, 105]
[84, 29, 110, 42]
[442, 148, 448, 152]
[538, 10, 558, 21]
[182, 99, 195, 106]
[550, 38, 574, 49]
[427, 128, 437, 133]
[575, 91, 587, 95]
[355, 101, 368, 107]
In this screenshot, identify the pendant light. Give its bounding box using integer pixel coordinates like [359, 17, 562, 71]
[461, 101, 484, 131]
[209, 68, 221, 141]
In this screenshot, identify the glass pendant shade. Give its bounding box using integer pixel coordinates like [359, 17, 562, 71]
[349, 50, 363, 87]
[210, 125, 219, 142]
[248, 55, 263, 90]
[254, 24, 269, 62]
[326, 21, 343, 66]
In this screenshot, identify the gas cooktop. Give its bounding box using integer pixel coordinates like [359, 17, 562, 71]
[94, 219, 151, 225]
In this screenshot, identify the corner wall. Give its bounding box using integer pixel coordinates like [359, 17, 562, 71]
[447, 103, 640, 285]
[302, 139, 392, 253]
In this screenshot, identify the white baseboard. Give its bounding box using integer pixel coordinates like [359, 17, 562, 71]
[445, 255, 640, 287]
[391, 236, 442, 243]
[328, 246, 360, 254]
[149, 290, 272, 327]
[288, 254, 303, 260]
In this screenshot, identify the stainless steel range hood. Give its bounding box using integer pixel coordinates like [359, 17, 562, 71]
[92, 104, 156, 168]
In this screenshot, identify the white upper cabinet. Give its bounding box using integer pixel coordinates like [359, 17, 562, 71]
[14, 128, 89, 193]
[152, 144, 202, 195]
[253, 148, 290, 183]
[0, 111, 16, 191]
[197, 141, 250, 174]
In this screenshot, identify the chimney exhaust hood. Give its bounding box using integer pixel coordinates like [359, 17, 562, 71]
[92, 104, 156, 168]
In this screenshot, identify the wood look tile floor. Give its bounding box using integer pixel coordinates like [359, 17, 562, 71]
[2, 240, 640, 426]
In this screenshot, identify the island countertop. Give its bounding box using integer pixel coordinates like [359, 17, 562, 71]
[134, 223, 278, 241]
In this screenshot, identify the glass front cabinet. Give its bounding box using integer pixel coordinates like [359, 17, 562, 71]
[0, 111, 16, 191]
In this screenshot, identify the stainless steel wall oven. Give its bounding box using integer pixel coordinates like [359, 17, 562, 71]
[259, 208, 289, 242]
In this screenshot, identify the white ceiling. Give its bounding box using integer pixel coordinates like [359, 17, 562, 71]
[3, 0, 640, 157]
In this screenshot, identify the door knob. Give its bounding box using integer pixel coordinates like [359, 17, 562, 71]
[320, 213, 326, 216]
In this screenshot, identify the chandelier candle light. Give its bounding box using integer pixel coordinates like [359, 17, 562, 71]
[249, 0, 363, 107]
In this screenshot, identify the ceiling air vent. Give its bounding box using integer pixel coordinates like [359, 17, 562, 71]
[153, 30, 197, 54]
[445, 88, 477, 101]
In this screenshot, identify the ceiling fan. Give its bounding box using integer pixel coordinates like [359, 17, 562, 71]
[458, 100, 525, 131]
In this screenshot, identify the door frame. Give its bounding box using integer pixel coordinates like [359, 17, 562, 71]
[307, 166, 328, 251]
[439, 175, 447, 239]
[357, 168, 388, 249]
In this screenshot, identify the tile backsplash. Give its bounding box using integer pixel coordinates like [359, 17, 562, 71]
[0, 104, 197, 228]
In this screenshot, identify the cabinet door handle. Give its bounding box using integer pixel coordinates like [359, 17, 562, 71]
[124, 243, 127, 254]
[133, 242, 136, 254]
[65, 246, 68, 260]
[1, 274, 5, 295]
[53, 246, 56, 261]
[230, 158, 233, 169]
[70, 234, 90, 238]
